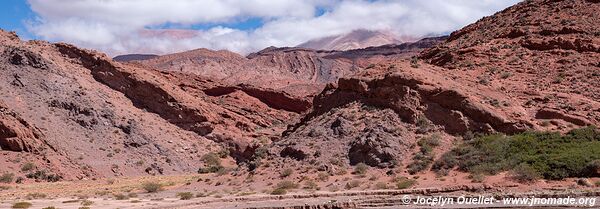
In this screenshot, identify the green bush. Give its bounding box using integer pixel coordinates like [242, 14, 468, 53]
[434, 127, 600, 180]
[176, 192, 194, 200]
[407, 134, 440, 174]
[394, 177, 416, 189]
[12, 202, 32, 208]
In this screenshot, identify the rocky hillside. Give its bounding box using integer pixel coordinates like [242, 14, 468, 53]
[132, 38, 442, 98]
[0, 29, 310, 181]
[266, 0, 600, 177]
[421, 0, 600, 129]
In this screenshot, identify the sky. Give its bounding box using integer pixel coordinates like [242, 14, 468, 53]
[0, 0, 520, 56]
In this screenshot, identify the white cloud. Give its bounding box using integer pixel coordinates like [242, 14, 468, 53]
[26, 0, 520, 55]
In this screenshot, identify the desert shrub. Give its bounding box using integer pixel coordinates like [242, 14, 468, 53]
[113, 193, 128, 200]
[410, 57, 420, 68]
[394, 177, 416, 189]
[0, 185, 10, 190]
[434, 127, 600, 180]
[41, 207, 57, 209]
[275, 180, 298, 190]
[303, 180, 319, 190]
[317, 172, 330, 182]
[415, 116, 432, 133]
[408, 134, 440, 174]
[12, 202, 32, 208]
[270, 188, 287, 195]
[344, 180, 361, 189]
[353, 163, 369, 175]
[280, 168, 293, 178]
[142, 182, 163, 193]
[78, 207, 90, 209]
[80, 200, 94, 206]
[25, 193, 47, 199]
[198, 152, 225, 174]
[374, 182, 388, 190]
[0, 173, 15, 183]
[176, 192, 194, 200]
[25, 170, 62, 182]
[509, 164, 540, 183]
[500, 72, 512, 79]
[21, 162, 35, 172]
[217, 148, 230, 158]
[469, 173, 485, 183]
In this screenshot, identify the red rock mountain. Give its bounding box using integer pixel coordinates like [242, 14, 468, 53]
[130, 38, 443, 98]
[297, 29, 409, 51]
[2, 0, 598, 186]
[266, 0, 600, 172]
[0, 30, 309, 180]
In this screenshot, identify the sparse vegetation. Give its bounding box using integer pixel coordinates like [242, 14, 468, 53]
[394, 177, 416, 189]
[410, 57, 420, 68]
[509, 163, 540, 183]
[469, 173, 485, 183]
[42, 207, 58, 209]
[12, 202, 32, 208]
[279, 168, 293, 178]
[344, 180, 361, 189]
[500, 71, 512, 79]
[25, 170, 62, 182]
[433, 127, 600, 180]
[271, 180, 298, 195]
[353, 163, 369, 176]
[303, 180, 319, 190]
[25, 192, 47, 199]
[80, 200, 94, 206]
[0, 173, 15, 183]
[21, 162, 35, 172]
[374, 182, 388, 190]
[113, 193, 128, 200]
[176, 192, 194, 200]
[270, 188, 287, 195]
[198, 152, 226, 174]
[142, 182, 163, 193]
[317, 172, 329, 182]
[407, 134, 440, 174]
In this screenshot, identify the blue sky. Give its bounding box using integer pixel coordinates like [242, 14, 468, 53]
[0, 0, 36, 39]
[1, 0, 520, 55]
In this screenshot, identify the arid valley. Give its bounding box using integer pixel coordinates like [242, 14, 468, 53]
[1, 0, 600, 208]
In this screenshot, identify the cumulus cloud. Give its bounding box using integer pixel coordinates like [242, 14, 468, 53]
[26, 0, 520, 55]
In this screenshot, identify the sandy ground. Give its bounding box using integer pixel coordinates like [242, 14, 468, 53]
[2, 173, 600, 209]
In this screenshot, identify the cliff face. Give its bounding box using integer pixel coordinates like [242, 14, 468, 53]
[421, 0, 600, 128]
[0, 29, 312, 181]
[267, 0, 599, 173]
